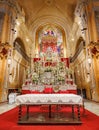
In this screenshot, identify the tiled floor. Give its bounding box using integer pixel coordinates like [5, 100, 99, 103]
[0, 99, 99, 116]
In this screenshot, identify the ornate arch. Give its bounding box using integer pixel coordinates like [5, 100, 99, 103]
[13, 37, 29, 61]
[71, 37, 85, 63]
[14, 37, 26, 52]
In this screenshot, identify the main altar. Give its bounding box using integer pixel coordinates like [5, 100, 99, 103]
[22, 26, 77, 94]
[22, 55, 77, 94]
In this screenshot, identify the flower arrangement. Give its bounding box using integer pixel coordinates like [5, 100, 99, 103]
[32, 72, 39, 83]
[57, 76, 65, 81]
[44, 66, 52, 72]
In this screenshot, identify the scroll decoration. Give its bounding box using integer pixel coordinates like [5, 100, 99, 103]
[87, 41, 99, 58]
[0, 42, 11, 59]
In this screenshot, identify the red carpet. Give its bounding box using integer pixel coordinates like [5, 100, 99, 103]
[0, 106, 99, 130]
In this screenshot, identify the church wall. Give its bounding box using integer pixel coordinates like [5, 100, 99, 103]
[71, 0, 99, 102]
[0, 1, 32, 102]
[8, 50, 28, 90]
[71, 47, 92, 100]
[87, 1, 99, 102]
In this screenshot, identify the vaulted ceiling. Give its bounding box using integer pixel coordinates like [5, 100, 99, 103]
[17, 0, 77, 36]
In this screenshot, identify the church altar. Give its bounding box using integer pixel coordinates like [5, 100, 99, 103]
[22, 56, 77, 94]
[22, 31, 77, 94]
[16, 94, 83, 124]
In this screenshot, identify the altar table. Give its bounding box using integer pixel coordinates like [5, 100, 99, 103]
[16, 94, 83, 124]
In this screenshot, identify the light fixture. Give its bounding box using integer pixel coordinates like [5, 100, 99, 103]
[7, 58, 12, 65]
[26, 38, 29, 42]
[16, 21, 20, 26]
[78, 21, 81, 25]
[71, 38, 74, 41]
[88, 57, 91, 64]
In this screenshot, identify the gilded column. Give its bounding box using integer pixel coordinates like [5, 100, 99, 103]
[0, 58, 7, 102]
[90, 8, 98, 41]
[0, 12, 11, 102]
[92, 56, 99, 101]
[1, 13, 9, 43]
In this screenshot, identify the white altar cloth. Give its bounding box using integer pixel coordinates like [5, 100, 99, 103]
[16, 94, 83, 105]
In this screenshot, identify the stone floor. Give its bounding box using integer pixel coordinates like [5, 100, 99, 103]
[84, 99, 99, 116]
[0, 102, 16, 114]
[0, 99, 99, 116]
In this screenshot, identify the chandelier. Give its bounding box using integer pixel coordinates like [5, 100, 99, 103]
[0, 42, 11, 59]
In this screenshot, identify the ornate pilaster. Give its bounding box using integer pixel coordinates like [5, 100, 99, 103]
[87, 41, 99, 101]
